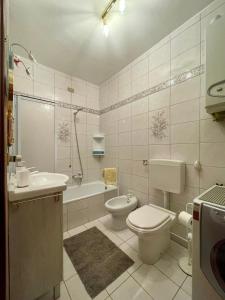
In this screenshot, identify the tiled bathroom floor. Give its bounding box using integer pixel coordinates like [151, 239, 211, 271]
[60, 215, 192, 300]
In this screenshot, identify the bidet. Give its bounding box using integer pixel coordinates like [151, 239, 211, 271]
[105, 195, 138, 230]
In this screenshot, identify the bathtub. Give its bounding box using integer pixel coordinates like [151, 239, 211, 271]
[63, 181, 118, 232]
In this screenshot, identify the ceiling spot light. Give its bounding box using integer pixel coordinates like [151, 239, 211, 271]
[103, 20, 109, 37]
[119, 0, 126, 14]
[101, 0, 126, 37]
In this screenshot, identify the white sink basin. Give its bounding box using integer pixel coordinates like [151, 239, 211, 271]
[9, 172, 69, 202]
[30, 172, 69, 187]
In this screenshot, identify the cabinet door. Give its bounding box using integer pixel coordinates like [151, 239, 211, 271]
[9, 194, 63, 300]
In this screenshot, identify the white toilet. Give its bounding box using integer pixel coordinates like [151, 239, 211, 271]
[126, 159, 185, 264]
[105, 194, 138, 230]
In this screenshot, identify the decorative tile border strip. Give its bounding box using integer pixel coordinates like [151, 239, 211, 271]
[13, 92, 100, 115]
[100, 64, 204, 115]
[14, 64, 204, 117]
[56, 101, 100, 115]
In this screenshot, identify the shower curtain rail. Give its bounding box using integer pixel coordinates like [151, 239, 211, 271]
[13, 92, 100, 115]
[14, 92, 55, 105]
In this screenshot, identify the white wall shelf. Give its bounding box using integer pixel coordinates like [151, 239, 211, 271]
[93, 134, 105, 139]
[92, 134, 105, 157]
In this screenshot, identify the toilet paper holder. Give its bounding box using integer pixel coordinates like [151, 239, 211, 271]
[178, 202, 193, 276]
[186, 202, 193, 214]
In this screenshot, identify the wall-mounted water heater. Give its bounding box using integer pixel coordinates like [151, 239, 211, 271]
[206, 15, 225, 121]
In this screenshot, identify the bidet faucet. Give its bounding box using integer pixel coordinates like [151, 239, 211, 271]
[127, 190, 133, 198]
[127, 191, 133, 203]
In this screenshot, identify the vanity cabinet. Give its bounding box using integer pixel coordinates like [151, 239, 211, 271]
[9, 193, 63, 300]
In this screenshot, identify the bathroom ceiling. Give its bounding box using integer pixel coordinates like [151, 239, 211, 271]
[10, 0, 213, 84]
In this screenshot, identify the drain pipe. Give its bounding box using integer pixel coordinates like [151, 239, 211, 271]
[163, 191, 170, 209]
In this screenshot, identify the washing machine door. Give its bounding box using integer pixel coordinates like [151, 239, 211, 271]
[200, 203, 225, 299]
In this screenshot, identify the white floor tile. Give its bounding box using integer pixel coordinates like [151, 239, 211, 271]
[115, 228, 134, 241]
[120, 243, 142, 274]
[119, 242, 128, 249]
[85, 219, 109, 233]
[39, 282, 71, 300]
[103, 230, 124, 246]
[98, 215, 134, 243]
[85, 220, 103, 229]
[65, 274, 91, 300]
[155, 253, 187, 286]
[174, 288, 192, 300]
[100, 222, 112, 232]
[68, 225, 87, 236]
[166, 241, 188, 262]
[111, 277, 153, 300]
[126, 235, 139, 252]
[59, 281, 71, 300]
[106, 271, 130, 294]
[63, 249, 77, 280]
[93, 289, 109, 300]
[63, 232, 70, 240]
[181, 276, 192, 296]
[98, 214, 112, 228]
[132, 264, 179, 300]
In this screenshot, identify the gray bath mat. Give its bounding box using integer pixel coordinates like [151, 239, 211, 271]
[64, 227, 134, 298]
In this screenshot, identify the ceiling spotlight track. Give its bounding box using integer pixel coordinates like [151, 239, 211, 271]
[101, 0, 126, 37]
[101, 0, 117, 21]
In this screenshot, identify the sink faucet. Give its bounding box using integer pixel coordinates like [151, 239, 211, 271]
[27, 167, 39, 175]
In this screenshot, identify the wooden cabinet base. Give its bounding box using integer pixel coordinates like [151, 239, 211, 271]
[9, 193, 63, 300]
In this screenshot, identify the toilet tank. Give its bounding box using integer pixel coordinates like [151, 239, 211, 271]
[149, 159, 185, 194]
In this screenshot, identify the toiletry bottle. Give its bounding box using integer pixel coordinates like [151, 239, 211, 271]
[16, 161, 30, 188]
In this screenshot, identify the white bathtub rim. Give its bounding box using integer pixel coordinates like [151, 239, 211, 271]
[63, 181, 118, 204]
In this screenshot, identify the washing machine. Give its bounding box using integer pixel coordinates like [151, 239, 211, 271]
[193, 185, 225, 300]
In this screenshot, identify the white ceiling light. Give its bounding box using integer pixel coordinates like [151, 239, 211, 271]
[119, 0, 126, 14]
[101, 0, 126, 37]
[103, 20, 109, 37]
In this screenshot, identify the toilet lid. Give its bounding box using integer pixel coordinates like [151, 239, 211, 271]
[128, 205, 170, 229]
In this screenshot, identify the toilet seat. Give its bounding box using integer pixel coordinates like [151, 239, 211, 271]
[126, 204, 176, 264]
[128, 205, 170, 229]
[127, 204, 174, 235]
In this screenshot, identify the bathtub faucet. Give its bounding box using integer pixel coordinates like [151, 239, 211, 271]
[72, 172, 83, 185]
